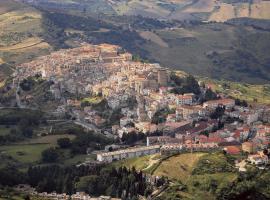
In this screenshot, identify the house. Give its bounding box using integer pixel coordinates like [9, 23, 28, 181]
[242, 141, 257, 153]
[119, 117, 133, 127]
[248, 154, 268, 165]
[176, 94, 194, 105]
[203, 98, 235, 109]
[218, 141, 242, 148]
[135, 122, 158, 134]
[163, 121, 192, 135]
[199, 136, 225, 146]
[160, 143, 219, 155]
[223, 146, 241, 155]
[177, 105, 206, 120]
[146, 136, 182, 146]
[256, 125, 270, 137]
[239, 112, 259, 125]
[176, 120, 217, 137]
[233, 127, 250, 142]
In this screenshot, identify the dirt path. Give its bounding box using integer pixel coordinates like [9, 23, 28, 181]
[142, 154, 160, 171]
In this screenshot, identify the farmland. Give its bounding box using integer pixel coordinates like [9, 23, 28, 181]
[0, 0, 52, 78]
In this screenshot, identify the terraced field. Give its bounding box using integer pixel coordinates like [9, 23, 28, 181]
[109, 0, 270, 21]
[0, 0, 52, 74]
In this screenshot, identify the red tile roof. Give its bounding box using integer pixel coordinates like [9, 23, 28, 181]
[225, 146, 241, 155]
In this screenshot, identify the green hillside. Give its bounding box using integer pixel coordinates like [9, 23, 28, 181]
[115, 152, 240, 200]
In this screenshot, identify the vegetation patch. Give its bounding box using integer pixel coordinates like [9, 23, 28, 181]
[192, 152, 235, 175]
[0, 143, 52, 164]
[153, 153, 206, 183]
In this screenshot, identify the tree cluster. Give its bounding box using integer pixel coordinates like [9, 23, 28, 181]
[76, 167, 152, 199]
[235, 98, 248, 107]
[27, 165, 153, 199]
[170, 74, 201, 95]
[216, 168, 270, 200]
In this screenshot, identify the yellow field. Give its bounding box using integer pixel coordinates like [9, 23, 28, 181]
[0, 0, 52, 67]
[0, 37, 48, 51]
[153, 153, 206, 183]
[209, 2, 270, 22]
[114, 154, 161, 171]
[184, 0, 215, 13]
[0, 58, 4, 64]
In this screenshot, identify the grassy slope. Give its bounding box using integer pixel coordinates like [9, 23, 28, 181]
[0, 110, 87, 169]
[142, 23, 270, 84]
[153, 153, 206, 183]
[116, 152, 238, 199]
[0, 136, 89, 171]
[202, 78, 270, 105]
[0, 143, 52, 164]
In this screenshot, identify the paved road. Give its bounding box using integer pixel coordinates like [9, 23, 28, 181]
[74, 120, 99, 132]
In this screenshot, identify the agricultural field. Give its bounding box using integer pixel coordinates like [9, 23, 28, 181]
[202, 78, 270, 105]
[0, 133, 85, 170]
[0, 143, 52, 164]
[209, 1, 270, 22]
[107, 0, 270, 21]
[0, 0, 52, 77]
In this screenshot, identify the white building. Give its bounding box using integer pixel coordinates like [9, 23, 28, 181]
[96, 145, 160, 162]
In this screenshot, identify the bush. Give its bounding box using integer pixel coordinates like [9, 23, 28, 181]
[57, 138, 71, 148]
[41, 148, 59, 163]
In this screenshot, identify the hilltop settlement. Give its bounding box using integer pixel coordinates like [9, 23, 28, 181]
[1, 43, 270, 199]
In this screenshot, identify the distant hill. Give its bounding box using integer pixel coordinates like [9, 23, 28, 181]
[0, 0, 52, 80]
[141, 22, 270, 84]
[20, 0, 270, 21]
[2, 0, 270, 84]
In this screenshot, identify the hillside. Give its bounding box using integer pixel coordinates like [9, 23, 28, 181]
[21, 0, 270, 21]
[115, 152, 239, 200]
[1, 0, 270, 85]
[142, 23, 270, 84]
[0, 0, 52, 80]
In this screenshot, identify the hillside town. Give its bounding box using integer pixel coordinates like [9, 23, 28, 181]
[2, 44, 270, 200]
[14, 43, 270, 174]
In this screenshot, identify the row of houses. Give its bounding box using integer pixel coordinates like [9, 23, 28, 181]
[96, 145, 160, 162]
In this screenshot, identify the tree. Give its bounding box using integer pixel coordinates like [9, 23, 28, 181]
[21, 127, 33, 138]
[24, 195, 31, 200]
[57, 138, 71, 148]
[204, 89, 218, 101]
[41, 148, 59, 163]
[210, 106, 225, 119]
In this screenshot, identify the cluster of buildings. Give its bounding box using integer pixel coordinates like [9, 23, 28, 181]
[13, 43, 270, 169]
